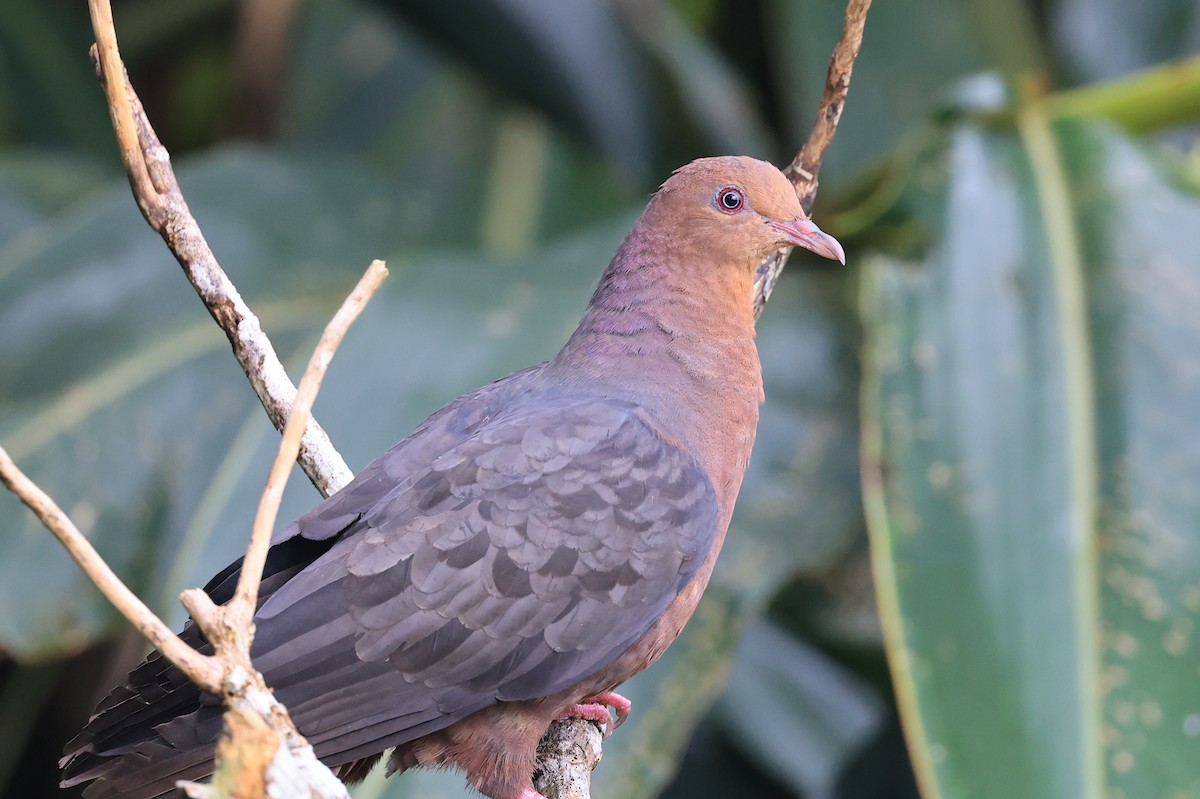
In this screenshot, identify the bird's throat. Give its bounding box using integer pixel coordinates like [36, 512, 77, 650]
[554, 222, 759, 390]
[550, 222, 764, 508]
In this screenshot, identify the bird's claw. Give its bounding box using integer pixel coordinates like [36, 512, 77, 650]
[558, 690, 632, 736]
[587, 690, 632, 729]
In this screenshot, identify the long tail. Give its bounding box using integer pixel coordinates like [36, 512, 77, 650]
[60, 535, 336, 799]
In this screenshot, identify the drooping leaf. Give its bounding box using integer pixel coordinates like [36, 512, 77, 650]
[861, 116, 1200, 798]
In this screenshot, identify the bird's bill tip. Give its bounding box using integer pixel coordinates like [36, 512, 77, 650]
[769, 218, 846, 265]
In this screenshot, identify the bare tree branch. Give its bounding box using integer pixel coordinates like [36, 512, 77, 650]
[534, 719, 605, 799]
[787, 0, 873, 214]
[753, 0, 872, 317]
[85, 0, 353, 499]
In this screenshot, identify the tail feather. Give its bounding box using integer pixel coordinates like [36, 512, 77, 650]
[61, 535, 338, 798]
[65, 708, 223, 798]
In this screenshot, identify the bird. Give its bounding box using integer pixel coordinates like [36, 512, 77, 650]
[60, 156, 845, 799]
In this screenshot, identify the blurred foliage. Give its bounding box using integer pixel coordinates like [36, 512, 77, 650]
[0, 0, 1198, 798]
[861, 117, 1200, 798]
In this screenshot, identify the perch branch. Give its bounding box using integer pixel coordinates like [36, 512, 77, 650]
[753, 0, 872, 317]
[534, 719, 605, 799]
[86, 0, 352, 499]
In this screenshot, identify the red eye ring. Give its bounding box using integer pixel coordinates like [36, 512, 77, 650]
[716, 186, 745, 214]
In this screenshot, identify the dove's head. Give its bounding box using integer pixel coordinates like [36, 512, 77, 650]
[650, 156, 845, 267]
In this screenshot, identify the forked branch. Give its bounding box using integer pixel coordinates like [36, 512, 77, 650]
[2, 260, 386, 797]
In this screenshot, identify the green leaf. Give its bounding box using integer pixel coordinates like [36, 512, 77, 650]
[861, 117, 1200, 798]
[0, 148, 433, 658]
[1052, 0, 1200, 84]
[714, 620, 886, 799]
[374, 0, 657, 179]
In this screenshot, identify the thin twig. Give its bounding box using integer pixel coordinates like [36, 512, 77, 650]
[787, 0, 873, 213]
[178, 260, 386, 799]
[0, 447, 222, 692]
[231, 260, 388, 630]
[86, 0, 353, 499]
[86, 0, 156, 202]
[753, 0, 872, 317]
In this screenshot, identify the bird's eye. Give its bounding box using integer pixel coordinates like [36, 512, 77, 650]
[716, 187, 745, 213]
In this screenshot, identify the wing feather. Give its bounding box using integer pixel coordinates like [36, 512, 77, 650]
[246, 394, 719, 761]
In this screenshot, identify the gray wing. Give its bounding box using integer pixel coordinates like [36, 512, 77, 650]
[248, 394, 719, 765]
[270, 363, 548, 547]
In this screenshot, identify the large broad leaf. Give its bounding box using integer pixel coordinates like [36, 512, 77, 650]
[861, 117, 1200, 798]
[0, 148, 420, 658]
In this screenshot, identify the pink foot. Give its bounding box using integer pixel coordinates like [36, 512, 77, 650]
[558, 690, 633, 735]
[585, 691, 632, 728]
[518, 790, 548, 799]
[559, 701, 613, 731]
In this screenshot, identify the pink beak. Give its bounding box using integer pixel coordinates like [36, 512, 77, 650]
[769, 218, 846, 265]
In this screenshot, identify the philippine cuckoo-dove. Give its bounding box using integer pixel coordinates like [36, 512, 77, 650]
[61, 156, 845, 799]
